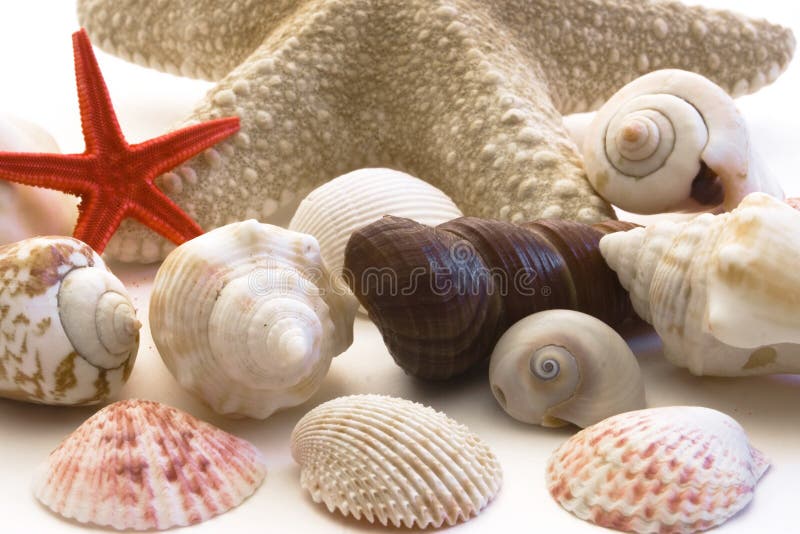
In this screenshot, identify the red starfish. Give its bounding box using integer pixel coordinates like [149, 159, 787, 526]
[0, 29, 239, 253]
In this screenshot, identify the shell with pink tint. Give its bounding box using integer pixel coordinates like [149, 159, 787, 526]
[546, 407, 769, 534]
[32, 399, 267, 531]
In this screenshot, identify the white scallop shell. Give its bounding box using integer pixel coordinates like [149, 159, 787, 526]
[291, 394, 502, 529]
[150, 220, 358, 418]
[289, 168, 463, 308]
[583, 70, 783, 214]
[489, 310, 645, 428]
[600, 193, 800, 376]
[33, 399, 267, 531]
[0, 236, 140, 405]
[0, 114, 78, 245]
[547, 406, 768, 534]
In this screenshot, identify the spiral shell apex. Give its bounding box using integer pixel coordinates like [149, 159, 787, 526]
[0, 236, 139, 405]
[601, 193, 800, 376]
[344, 215, 636, 380]
[33, 399, 267, 530]
[583, 69, 783, 214]
[150, 220, 358, 418]
[547, 407, 769, 534]
[291, 395, 502, 529]
[489, 310, 645, 428]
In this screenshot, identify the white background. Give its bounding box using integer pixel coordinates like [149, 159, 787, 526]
[1, 1, 799, 533]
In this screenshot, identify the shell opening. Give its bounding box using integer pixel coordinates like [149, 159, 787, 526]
[690, 162, 725, 206]
[492, 385, 507, 410]
[530, 345, 570, 381]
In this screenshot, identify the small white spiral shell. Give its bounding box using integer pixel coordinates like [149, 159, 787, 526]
[150, 220, 358, 419]
[583, 69, 784, 214]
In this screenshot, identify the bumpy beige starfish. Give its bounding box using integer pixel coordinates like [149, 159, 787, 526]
[77, 0, 794, 262]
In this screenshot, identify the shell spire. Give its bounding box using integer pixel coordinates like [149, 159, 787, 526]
[344, 216, 636, 380]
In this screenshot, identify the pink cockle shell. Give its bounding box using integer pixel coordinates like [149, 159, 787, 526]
[546, 406, 768, 534]
[32, 399, 267, 530]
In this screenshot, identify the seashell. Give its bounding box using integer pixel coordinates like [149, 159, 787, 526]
[0, 114, 78, 245]
[150, 220, 358, 418]
[0, 236, 139, 405]
[601, 193, 800, 376]
[33, 399, 267, 530]
[547, 406, 769, 533]
[288, 168, 463, 310]
[489, 309, 645, 428]
[291, 394, 502, 529]
[344, 215, 637, 380]
[583, 69, 784, 215]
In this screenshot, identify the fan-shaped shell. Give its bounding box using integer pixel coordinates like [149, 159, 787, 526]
[547, 406, 769, 533]
[150, 220, 358, 418]
[583, 69, 783, 214]
[288, 168, 463, 307]
[291, 394, 502, 529]
[0, 236, 139, 405]
[489, 309, 645, 428]
[344, 216, 636, 380]
[600, 193, 800, 376]
[33, 399, 267, 530]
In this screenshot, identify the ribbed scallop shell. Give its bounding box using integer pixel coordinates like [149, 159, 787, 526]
[547, 406, 769, 534]
[33, 399, 267, 531]
[291, 395, 502, 529]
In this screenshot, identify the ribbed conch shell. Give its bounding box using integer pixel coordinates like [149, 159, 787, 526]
[0, 114, 78, 245]
[33, 399, 267, 531]
[547, 406, 769, 533]
[601, 193, 800, 376]
[291, 394, 502, 529]
[489, 309, 645, 428]
[0, 236, 139, 405]
[288, 168, 463, 310]
[344, 216, 637, 380]
[583, 69, 784, 214]
[150, 220, 358, 418]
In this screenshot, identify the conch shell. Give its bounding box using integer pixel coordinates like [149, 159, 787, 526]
[33, 399, 267, 531]
[0, 236, 139, 405]
[583, 69, 783, 214]
[547, 406, 769, 533]
[0, 114, 78, 245]
[291, 394, 502, 529]
[600, 193, 800, 376]
[489, 309, 645, 428]
[289, 168, 463, 310]
[150, 220, 358, 418]
[344, 216, 636, 380]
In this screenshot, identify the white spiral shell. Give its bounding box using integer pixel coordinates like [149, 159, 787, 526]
[600, 193, 800, 376]
[150, 220, 358, 419]
[547, 406, 768, 533]
[489, 310, 645, 428]
[0, 236, 140, 405]
[291, 394, 503, 529]
[583, 69, 783, 214]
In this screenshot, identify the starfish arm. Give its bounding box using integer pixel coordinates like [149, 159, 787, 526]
[0, 152, 92, 195]
[130, 117, 240, 178]
[77, 0, 298, 80]
[71, 193, 128, 253]
[129, 187, 203, 245]
[72, 29, 128, 154]
[490, 0, 796, 114]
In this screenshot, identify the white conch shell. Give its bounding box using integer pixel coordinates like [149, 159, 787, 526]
[289, 168, 463, 310]
[150, 220, 358, 419]
[0, 236, 140, 405]
[33, 399, 267, 531]
[291, 394, 502, 529]
[0, 114, 78, 245]
[583, 69, 783, 214]
[601, 193, 800, 376]
[489, 309, 645, 428]
[547, 406, 769, 534]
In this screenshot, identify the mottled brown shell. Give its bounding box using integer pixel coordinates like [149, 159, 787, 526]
[344, 216, 636, 380]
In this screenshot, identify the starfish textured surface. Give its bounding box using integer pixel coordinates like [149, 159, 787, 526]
[78, 0, 795, 262]
[0, 30, 240, 255]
